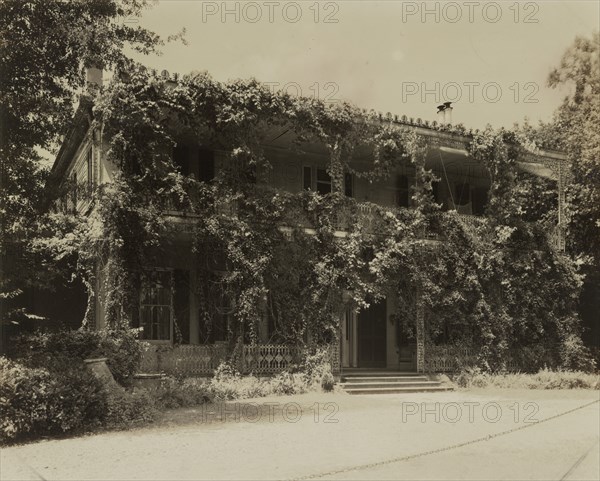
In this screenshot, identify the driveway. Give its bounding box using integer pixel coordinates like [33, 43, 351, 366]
[1, 389, 598, 481]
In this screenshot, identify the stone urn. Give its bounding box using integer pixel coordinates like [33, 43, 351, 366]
[84, 357, 123, 392]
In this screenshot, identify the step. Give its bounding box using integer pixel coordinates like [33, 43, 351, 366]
[341, 376, 429, 383]
[342, 371, 421, 376]
[341, 381, 442, 389]
[344, 386, 453, 395]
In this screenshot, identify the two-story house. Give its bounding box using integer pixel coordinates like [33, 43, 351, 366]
[47, 68, 569, 377]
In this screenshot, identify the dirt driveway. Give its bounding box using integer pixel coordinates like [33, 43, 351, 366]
[1, 389, 598, 480]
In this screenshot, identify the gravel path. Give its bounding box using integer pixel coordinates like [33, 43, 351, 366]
[1, 389, 598, 481]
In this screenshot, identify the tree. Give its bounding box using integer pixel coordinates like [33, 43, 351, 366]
[546, 32, 600, 266]
[0, 0, 170, 332]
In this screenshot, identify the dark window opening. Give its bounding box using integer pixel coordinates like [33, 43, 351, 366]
[303, 166, 312, 190]
[87, 148, 93, 190]
[173, 144, 191, 177]
[395, 174, 410, 207]
[455, 182, 471, 206]
[199, 283, 230, 343]
[344, 173, 353, 197]
[316, 168, 332, 195]
[472, 187, 488, 216]
[139, 270, 172, 341]
[198, 149, 215, 182]
[432, 180, 441, 205]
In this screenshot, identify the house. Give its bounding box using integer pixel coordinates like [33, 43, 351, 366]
[45, 68, 571, 377]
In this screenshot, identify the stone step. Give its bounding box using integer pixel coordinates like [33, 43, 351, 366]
[341, 381, 442, 389]
[341, 376, 429, 383]
[342, 371, 421, 377]
[344, 385, 453, 395]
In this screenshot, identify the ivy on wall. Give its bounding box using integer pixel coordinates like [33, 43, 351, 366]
[35, 63, 594, 371]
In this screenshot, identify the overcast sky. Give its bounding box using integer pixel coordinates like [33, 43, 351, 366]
[131, 1, 598, 129]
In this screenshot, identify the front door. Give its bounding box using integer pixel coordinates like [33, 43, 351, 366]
[357, 298, 387, 368]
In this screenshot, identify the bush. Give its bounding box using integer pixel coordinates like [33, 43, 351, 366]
[9, 328, 143, 384]
[559, 335, 597, 372]
[269, 372, 308, 395]
[104, 389, 157, 427]
[209, 362, 270, 400]
[154, 376, 213, 409]
[0, 357, 106, 443]
[455, 367, 600, 390]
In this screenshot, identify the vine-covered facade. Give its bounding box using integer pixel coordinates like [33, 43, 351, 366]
[44, 66, 591, 375]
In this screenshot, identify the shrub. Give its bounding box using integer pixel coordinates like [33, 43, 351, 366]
[104, 389, 157, 427]
[320, 369, 335, 392]
[559, 335, 597, 372]
[454, 367, 600, 389]
[0, 357, 106, 443]
[209, 362, 270, 400]
[9, 328, 144, 384]
[154, 376, 213, 409]
[269, 372, 308, 395]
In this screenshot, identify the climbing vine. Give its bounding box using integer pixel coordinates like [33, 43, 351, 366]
[37, 62, 594, 372]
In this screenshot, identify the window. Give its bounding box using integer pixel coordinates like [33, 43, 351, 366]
[139, 270, 172, 341]
[472, 187, 488, 215]
[432, 181, 441, 205]
[198, 149, 215, 182]
[344, 173, 353, 198]
[86, 147, 93, 190]
[71, 172, 78, 211]
[303, 166, 312, 190]
[395, 174, 409, 207]
[173, 144, 190, 176]
[199, 283, 231, 343]
[455, 182, 471, 206]
[316, 168, 332, 195]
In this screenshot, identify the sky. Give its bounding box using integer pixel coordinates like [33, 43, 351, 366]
[130, 0, 599, 129]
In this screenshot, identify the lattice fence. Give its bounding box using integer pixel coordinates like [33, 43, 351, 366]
[244, 344, 301, 374]
[425, 345, 478, 373]
[141, 344, 228, 376]
[140, 343, 340, 377]
[424, 344, 556, 373]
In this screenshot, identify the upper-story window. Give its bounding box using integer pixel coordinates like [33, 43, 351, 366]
[198, 148, 215, 182]
[395, 174, 410, 207]
[455, 181, 471, 206]
[173, 144, 216, 182]
[303, 166, 351, 196]
[86, 147, 93, 190]
[344, 173, 353, 198]
[316, 168, 332, 195]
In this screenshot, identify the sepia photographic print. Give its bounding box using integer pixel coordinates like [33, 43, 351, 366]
[0, 1, 599, 480]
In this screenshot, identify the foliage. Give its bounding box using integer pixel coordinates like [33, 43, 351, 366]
[0, 0, 179, 328]
[553, 33, 600, 266]
[9, 328, 144, 385]
[454, 366, 600, 390]
[33, 55, 593, 372]
[153, 376, 213, 409]
[0, 357, 106, 443]
[104, 388, 157, 427]
[0, 353, 158, 444]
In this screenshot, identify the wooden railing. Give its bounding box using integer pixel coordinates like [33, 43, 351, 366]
[140, 343, 340, 377]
